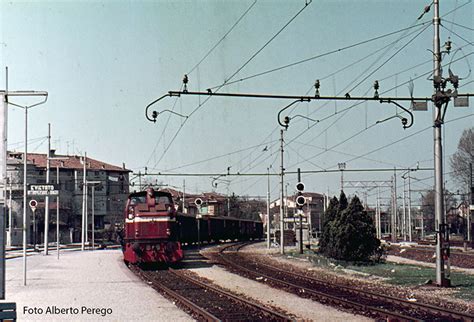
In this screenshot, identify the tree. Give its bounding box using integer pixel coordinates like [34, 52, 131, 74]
[319, 196, 339, 254]
[330, 196, 380, 261]
[421, 189, 457, 233]
[319, 191, 380, 262]
[450, 127, 474, 192]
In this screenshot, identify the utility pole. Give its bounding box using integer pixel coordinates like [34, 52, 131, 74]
[91, 184, 95, 250]
[44, 123, 51, 255]
[8, 178, 12, 247]
[0, 86, 6, 298]
[81, 152, 87, 250]
[402, 177, 407, 241]
[56, 165, 60, 259]
[297, 168, 303, 254]
[408, 174, 412, 242]
[279, 128, 285, 254]
[391, 172, 397, 242]
[468, 163, 472, 243]
[267, 166, 271, 249]
[376, 187, 381, 239]
[433, 0, 449, 287]
[138, 171, 142, 191]
[182, 179, 185, 213]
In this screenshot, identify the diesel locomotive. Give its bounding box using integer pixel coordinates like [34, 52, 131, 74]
[122, 188, 263, 265]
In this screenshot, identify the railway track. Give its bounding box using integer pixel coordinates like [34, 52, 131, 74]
[214, 243, 474, 321]
[388, 245, 474, 269]
[130, 264, 292, 321]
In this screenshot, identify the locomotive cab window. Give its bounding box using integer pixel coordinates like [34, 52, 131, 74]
[156, 196, 172, 205]
[130, 196, 146, 205]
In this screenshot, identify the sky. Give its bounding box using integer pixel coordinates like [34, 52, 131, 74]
[0, 0, 473, 207]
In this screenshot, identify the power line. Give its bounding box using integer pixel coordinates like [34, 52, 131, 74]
[443, 20, 474, 32]
[346, 23, 431, 94]
[441, 24, 474, 47]
[339, 113, 474, 167]
[156, 140, 277, 172]
[150, 1, 312, 169]
[215, 0, 312, 89]
[208, 21, 432, 90]
[187, 0, 258, 75]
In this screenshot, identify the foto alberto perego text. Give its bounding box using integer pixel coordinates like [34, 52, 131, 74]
[23, 306, 113, 317]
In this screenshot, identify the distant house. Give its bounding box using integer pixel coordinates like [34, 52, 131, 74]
[158, 187, 263, 220]
[270, 192, 325, 235]
[6, 151, 130, 246]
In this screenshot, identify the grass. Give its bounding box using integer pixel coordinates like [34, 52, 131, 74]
[286, 250, 474, 301]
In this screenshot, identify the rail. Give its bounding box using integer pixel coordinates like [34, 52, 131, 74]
[216, 243, 474, 321]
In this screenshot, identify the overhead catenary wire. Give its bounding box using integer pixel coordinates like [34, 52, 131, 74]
[231, 29, 437, 176]
[285, 50, 473, 151]
[208, 51, 472, 185]
[440, 25, 474, 47]
[443, 20, 474, 32]
[145, 1, 474, 196]
[150, 1, 313, 170]
[345, 23, 431, 95]
[187, 0, 258, 75]
[146, 0, 257, 169]
[207, 0, 470, 91]
[208, 21, 432, 91]
[156, 140, 277, 172]
[337, 113, 474, 168]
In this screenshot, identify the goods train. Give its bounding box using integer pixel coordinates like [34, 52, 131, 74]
[122, 188, 263, 265]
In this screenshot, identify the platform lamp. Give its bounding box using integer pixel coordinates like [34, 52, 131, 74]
[6, 90, 48, 286]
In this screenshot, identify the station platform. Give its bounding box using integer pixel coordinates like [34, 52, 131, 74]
[2, 249, 193, 321]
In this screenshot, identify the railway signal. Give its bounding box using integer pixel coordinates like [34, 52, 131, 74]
[296, 195, 306, 208]
[295, 181, 306, 209]
[194, 198, 203, 248]
[28, 199, 37, 212]
[194, 198, 202, 207]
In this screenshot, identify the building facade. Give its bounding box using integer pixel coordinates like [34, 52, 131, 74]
[6, 151, 130, 246]
[270, 192, 326, 237]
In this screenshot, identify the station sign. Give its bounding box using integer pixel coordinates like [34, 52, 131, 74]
[27, 184, 59, 196]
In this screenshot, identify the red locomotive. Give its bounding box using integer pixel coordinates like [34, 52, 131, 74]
[122, 187, 264, 265]
[122, 188, 183, 264]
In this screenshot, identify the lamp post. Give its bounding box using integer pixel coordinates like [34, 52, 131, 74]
[6, 91, 48, 286]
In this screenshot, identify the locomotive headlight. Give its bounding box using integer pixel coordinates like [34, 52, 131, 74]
[128, 206, 135, 220]
[166, 228, 171, 236]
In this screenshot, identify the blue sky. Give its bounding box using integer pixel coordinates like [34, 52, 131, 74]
[0, 0, 473, 205]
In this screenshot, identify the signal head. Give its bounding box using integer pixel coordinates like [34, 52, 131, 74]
[194, 198, 203, 206]
[296, 195, 306, 207]
[296, 182, 305, 192]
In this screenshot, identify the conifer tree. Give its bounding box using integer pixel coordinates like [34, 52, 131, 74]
[330, 195, 380, 261]
[319, 196, 339, 254]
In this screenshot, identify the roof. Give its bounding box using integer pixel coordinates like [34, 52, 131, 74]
[8, 152, 130, 172]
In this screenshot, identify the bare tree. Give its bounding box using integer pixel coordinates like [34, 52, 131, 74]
[421, 189, 457, 232]
[450, 127, 474, 193]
